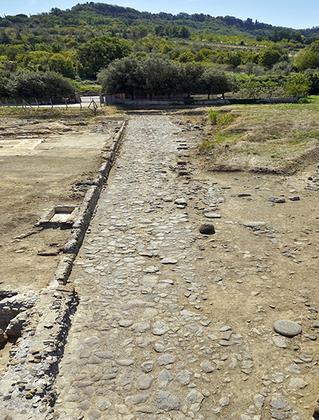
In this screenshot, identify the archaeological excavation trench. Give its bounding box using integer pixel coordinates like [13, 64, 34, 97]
[0, 114, 319, 420]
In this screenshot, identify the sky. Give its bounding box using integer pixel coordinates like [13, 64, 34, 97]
[1, 0, 319, 29]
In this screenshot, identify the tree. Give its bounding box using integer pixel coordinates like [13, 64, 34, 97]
[98, 56, 144, 99]
[11, 71, 75, 101]
[226, 53, 241, 68]
[259, 47, 282, 68]
[179, 63, 204, 98]
[0, 55, 16, 73]
[0, 72, 12, 97]
[141, 56, 179, 97]
[179, 26, 191, 39]
[202, 69, 234, 99]
[285, 73, 311, 97]
[0, 30, 11, 45]
[305, 69, 319, 94]
[99, 55, 181, 99]
[41, 72, 75, 100]
[178, 50, 195, 63]
[195, 48, 213, 62]
[78, 37, 132, 79]
[17, 51, 51, 72]
[155, 25, 165, 37]
[48, 53, 77, 78]
[294, 43, 319, 70]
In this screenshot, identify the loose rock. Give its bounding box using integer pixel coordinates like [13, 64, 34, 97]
[273, 320, 302, 338]
[199, 224, 215, 235]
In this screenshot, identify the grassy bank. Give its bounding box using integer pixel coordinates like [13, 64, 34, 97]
[199, 96, 319, 173]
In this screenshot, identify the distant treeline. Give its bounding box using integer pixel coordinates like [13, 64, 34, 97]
[0, 2, 319, 101]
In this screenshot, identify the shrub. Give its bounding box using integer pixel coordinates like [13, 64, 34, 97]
[294, 41, 319, 71]
[208, 110, 236, 127]
[285, 73, 311, 97]
[217, 112, 235, 127]
[10, 71, 75, 101]
[208, 109, 218, 125]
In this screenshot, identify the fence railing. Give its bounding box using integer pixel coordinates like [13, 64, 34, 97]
[103, 95, 300, 108]
[0, 96, 103, 114]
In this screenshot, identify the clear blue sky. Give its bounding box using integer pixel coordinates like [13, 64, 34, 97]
[2, 0, 319, 29]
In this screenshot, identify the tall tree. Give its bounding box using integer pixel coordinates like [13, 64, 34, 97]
[78, 37, 132, 79]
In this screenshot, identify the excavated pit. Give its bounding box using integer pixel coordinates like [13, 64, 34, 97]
[37, 205, 78, 229]
[0, 291, 36, 369]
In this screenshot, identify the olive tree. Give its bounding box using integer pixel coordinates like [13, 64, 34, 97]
[178, 63, 204, 98]
[140, 55, 180, 98]
[98, 56, 144, 99]
[202, 69, 234, 99]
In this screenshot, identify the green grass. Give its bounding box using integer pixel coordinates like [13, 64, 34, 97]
[217, 113, 236, 127]
[208, 109, 218, 125]
[208, 109, 237, 127]
[293, 130, 319, 141]
[70, 80, 102, 95]
[214, 131, 242, 144]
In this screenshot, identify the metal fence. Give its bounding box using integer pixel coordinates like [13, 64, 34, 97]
[0, 96, 103, 114]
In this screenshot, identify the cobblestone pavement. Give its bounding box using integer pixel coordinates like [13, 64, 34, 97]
[53, 115, 319, 419]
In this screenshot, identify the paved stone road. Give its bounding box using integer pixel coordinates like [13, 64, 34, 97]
[53, 115, 316, 419]
[54, 115, 228, 419]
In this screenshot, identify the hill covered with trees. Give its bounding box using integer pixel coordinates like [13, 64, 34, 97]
[1, 2, 319, 101]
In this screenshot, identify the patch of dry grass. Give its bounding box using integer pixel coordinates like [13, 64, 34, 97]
[199, 99, 319, 173]
[0, 105, 120, 120]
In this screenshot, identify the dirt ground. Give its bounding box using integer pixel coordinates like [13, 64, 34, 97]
[180, 112, 319, 418]
[0, 113, 122, 293]
[192, 169, 319, 417]
[1, 108, 319, 418]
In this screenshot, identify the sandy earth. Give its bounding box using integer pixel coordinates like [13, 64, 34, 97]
[0, 117, 120, 293]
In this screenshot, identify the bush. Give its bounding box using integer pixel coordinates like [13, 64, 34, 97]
[9, 71, 75, 101]
[217, 112, 235, 127]
[208, 110, 236, 126]
[294, 41, 319, 71]
[208, 109, 218, 125]
[285, 73, 311, 97]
